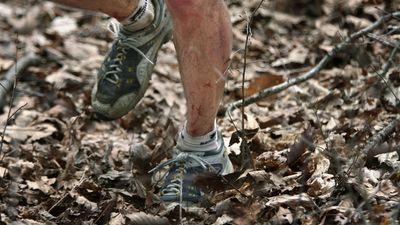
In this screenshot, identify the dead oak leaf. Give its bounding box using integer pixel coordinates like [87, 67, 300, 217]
[6, 123, 58, 142]
[109, 213, 126, 225]
[26, 176, 56, 194]
[0, 166, 8, 178]
[240, 73, 285, 98]
[271, 46, 309, 67]
[126, 212, 169, 225]
[270, 206, 293, 225]
[306, 151, 330, 183]
[233, 201, 263, 225]
[266, 193, 316, 209]
[48, 16, 78, 36]
[45, 69, 83, 90]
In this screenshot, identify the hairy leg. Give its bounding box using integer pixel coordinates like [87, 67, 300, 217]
[50, 0, 138, 20]
[166, 0, 232, 136]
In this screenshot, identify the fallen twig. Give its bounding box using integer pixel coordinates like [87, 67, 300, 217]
[367, 143, 400, 159]
[0, 52, 42, 109]
[379, 40, 400, 80]
[355, 115, 400, 168]
[375, 41, 400, 106]
[241, 0, 265, 131]
[347, 40, 400, 178]
[359, 116, 400, 166]
[367, 33, 397, 48]
[221, 11, 400, 115]
[0, 52, 41, 160]
[236, 0, 265, 170]
[360, 41, 400, 161]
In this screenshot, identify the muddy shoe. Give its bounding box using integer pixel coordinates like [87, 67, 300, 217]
[92, 0, 172, 120]
[150, 132, 233, 204]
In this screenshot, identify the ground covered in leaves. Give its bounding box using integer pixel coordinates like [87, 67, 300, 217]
[0, 0, 400, 224]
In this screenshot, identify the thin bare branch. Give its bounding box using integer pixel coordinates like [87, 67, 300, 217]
[367, 33, 397, 48]
[374, 41, 400, 104]
[221, 11, 400, 115]
[241, 0, 265, 132]
[0, 52, 41, 160]
[0, 52, 42, 109]
[358, 115, 400, 166]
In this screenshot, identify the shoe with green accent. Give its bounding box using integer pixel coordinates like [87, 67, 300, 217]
[92, 0, 172, 120]
[150, 132, 234, 204]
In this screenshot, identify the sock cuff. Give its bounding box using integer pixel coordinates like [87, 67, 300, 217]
[121, 0, 149, 25]
[181, 121, 217, 145]
[177, 121, 222, 152]
[120, 0, 154, 32]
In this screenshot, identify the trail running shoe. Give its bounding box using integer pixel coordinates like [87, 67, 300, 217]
[150, 132, 234, 203]
[92, 0, 172, 119]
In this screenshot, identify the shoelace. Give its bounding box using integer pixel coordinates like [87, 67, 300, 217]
[149, 152, 219, 196]
[104, 21, 154, 84]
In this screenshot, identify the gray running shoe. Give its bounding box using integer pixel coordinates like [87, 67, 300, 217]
[92, 0, 172, 119]
[150, 132, 233, 203]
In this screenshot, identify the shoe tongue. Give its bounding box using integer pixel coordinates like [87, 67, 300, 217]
[118, 26, 151, 46]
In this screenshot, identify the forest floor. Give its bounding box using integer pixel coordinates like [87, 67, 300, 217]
[0, 0, 399, 224]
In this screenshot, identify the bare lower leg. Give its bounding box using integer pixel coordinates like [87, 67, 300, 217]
[51, 0, 138, 20]
[166, 0, 232, 136]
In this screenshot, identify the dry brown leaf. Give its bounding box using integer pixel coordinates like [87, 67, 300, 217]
[126, 212, 169, 225]
[98, 170, 133, 188]
[45, 69, 83, 90]
[287, 127, 314, 166]
[75, 195, 98, 212]
[272, 11, 304, 26]
[375, 180, 399, 199]
[271, 46, 309, 67]
[0, 166, 8, 178]
[273, 206, 293, 224]
[307, 173, 335, 198]
[212, 214, 234, 225]
[316, 21, 345, 38]
[14, 110, 41, 127]
[241, 73, 284, 98]
[6, 123, 58, 142]
[48, 16, 78, 36]
[233, 204, 262, 225]
[0, 3, 13, 18]
[232, 28, 264, 51]
[63, 37, 99, 60]
[109, 213, 126, 225]
[266, 193, 316, 209]
[320, 205, 359, 225]
[255, 149, 288, 171]
[370, 204, 394, 225]
[346, 15, 372, 28]
[26, 176, 56, 194]
[375, 152, 400, 169]
[0, 58, 13, 70]
[307, 152, 330, 182]
[7, 5, 44, 34]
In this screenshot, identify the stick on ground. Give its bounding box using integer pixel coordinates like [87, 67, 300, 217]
[0, 52, 42, 109]
[221, 11, 400, 115]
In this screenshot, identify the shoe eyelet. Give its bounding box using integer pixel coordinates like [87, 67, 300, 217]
[104, 73, 120, 84]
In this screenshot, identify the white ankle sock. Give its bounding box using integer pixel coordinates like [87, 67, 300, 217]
[120, 0, 155, 32]
[176, 121, 223, 152]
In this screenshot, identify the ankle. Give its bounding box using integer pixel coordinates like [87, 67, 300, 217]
[120, 0, 155, 32]
[177, 121, 222, 152]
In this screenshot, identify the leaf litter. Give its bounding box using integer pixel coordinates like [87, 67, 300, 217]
[1, 0, 400, 224]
